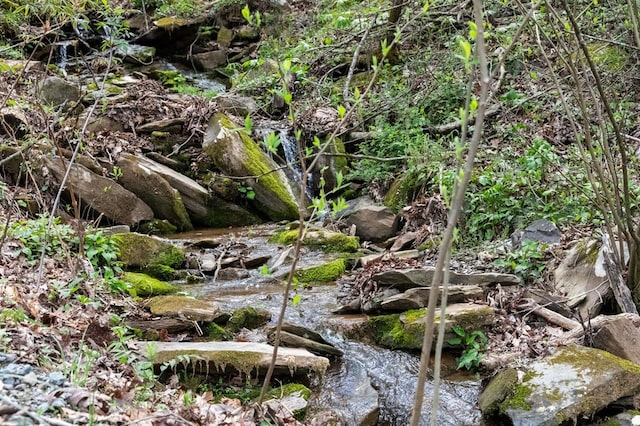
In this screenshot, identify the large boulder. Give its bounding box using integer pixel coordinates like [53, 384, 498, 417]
[44, 157, 153, 225]
[117, 154, 192, 231]
[203, 113, 299, 221]
[37, 76, 80, 107]
[480, 345, 640, 425]
[116, 232, 184, 279]
[127, 155, 260, 227]
[342, 196, 398, 242]
[555, 239, 612, 318]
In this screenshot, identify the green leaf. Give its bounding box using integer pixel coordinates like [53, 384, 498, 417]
[241, 5, 251, 23]
[292, 294, 301, 306]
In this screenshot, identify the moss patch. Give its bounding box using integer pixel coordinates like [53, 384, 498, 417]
[270, 229, 359, 253]
[207, 323, 233, 341]
[226, 307, 271, 333]
[479, 368, 518, 415]
[295, 259, 346, 283]
[367, 310, 425, 349]
[123, 272, 178, 297]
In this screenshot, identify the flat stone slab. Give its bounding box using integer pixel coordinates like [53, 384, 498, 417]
[140, 341, 329, 379]
[380, 285, 484, 311]
[372, 268, 521, 290]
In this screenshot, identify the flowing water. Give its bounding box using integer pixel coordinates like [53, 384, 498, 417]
[168, 225, 482, 425]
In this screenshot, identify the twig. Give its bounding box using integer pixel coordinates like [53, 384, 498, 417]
[343, 15, 376, 108]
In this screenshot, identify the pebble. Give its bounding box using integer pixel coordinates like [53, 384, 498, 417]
[0, 352, 72, 424]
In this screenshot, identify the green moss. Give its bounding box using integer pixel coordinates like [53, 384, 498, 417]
[116, 233, 185, 268]
[479, 368, 518, 415]
[549, 345, 640, 376]
[332, 137, 348, 172]
[226, 307, 271, 333]
[367, 311, 424, 349]
[501, 383, 533, 412]
[142, 264, 175, 281]
[383, 177, 404, 212]
[210, 113, 298, 220]
[295, 259, 346, 283]
[138, 220, 178, 235]
[123, 272, 178, 297]
[207, 323, 233, 341]
[270, 229, 359, 253]
[265, 383, 312, 401]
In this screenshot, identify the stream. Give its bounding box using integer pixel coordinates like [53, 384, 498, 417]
[168, 225, 482, 426]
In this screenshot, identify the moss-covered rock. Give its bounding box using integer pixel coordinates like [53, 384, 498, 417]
[479, 368, 519, 415]
[124, 272, 178, 297]
[147, 295, 219, 321]
[207, 323, 233, 341]
[366, 303, 495, 350]
[295, 259, 346, 283]
[116, 232, 185, 279]
[226, 307, 271, 333]
[202, 113, 299, 221]
[138, 219, 178, 235]
[270, 228, 359, 253]
[489, 345, 640, 426]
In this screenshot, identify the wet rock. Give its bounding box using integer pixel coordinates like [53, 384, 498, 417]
[217, 267, 250, 280]
[192, 50, 228, 70]
[367, 303, 495, 350]
[310, 358, 379, 426]
[117, 153, 193, 231]
[116, 44, 156, 64]
[243, 255, 272, 269]
[44, 157, 153, 225]
[592, 315, 640, 364]
[147, 295, 219, 322]
[380, 285, 484, 311]
[271, 330, 343, 356]
[203, 113, 299, 221]
[136, 118, 184, 134]
[372, 268, 521, 291]
[226, 307, 271, 333]
[124, 154, 260, 227]
[555, 239, 611, 318]
[611, 411, 640, 425]
[215, 93, 258, 117]
[37, 76, 80, 107]
[482, 345, 640, 425]
[140, 341, 329, 380]
[343, 197, 399, 242]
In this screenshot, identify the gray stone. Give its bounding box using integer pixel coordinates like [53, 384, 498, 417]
[372, 267, 521, 291]
[555, 239, 611, 318]
[344, 201, 399, 242]
[193, 50, 227, 70]
[38, 76, 80, 107]
[215, 93, 258, 118]
[488, 345, 640, 426]
[44, 157, 153, 225]
[117, 153, 193, 231]
[359, 249, 420, 267]
[217, 26, 234, 48]
[592, 315, 640, 364]
[125, 154, 260, 227]
[380, 285, 484, 311]
[271, 330, 343, 357]
[136, 118, 184, 134]
[513, 219, 562, 247]
[390, 232, 418, 251]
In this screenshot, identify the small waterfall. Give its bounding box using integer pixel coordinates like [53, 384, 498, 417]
[56, 41, 74, 76]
